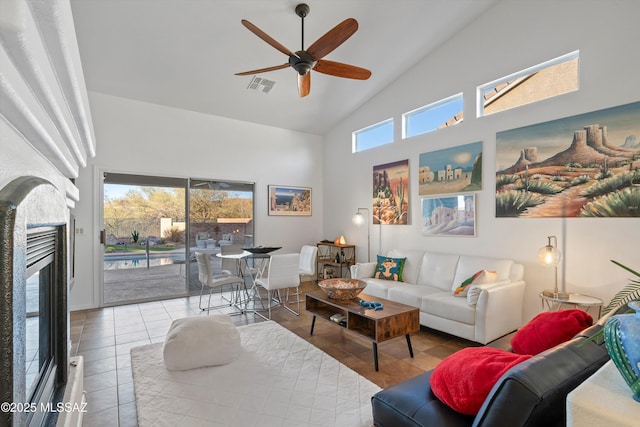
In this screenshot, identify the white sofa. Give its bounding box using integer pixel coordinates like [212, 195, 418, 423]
[350, 249, 525, 344]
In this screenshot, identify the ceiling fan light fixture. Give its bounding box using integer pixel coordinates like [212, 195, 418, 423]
[296, 63, 312, 75]
[289, 50, 316, 75]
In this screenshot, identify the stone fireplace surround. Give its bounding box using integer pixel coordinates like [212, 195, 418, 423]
[0, 177, 69, 426]
[0, 1, 96, 425]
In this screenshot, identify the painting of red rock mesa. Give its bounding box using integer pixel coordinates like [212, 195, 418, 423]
[496, 101, 640, 218]
[373, 160, 409, 224]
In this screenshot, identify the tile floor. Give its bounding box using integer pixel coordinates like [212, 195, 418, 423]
[70, 282, 512, 426]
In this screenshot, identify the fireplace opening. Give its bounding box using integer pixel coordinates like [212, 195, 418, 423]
[24, 227, 64, 426]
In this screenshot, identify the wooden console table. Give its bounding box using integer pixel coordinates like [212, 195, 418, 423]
[305, 290, 419, 371]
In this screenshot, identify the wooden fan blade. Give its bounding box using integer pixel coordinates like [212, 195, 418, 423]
[241, 19, 298, 58]
[235, 63, 290, 76]
[314, 59, 371, 80]
[298, 73, 310, 97]
[306, 18, 358, 60]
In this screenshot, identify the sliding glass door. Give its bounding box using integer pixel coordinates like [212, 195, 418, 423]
[102, 173, 188, 305]
[102, 173, 254, 306]
[188, 179, 254, 281]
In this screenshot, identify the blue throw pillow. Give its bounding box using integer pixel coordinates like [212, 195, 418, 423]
[374, 255, 406, 281]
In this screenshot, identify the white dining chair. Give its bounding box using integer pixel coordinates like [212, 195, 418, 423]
[285, 245, 317, 305]
[196, 252, 245, 313]
[299, 244, 318, 282]
[253, 253, 300, 320]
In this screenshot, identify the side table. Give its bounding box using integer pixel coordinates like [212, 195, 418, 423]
[539, 292, 603, 318]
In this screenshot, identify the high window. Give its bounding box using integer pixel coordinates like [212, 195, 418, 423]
[403, 93, 464, 139]
[353, 118, 394, 152]
[477, 50, 579, 117]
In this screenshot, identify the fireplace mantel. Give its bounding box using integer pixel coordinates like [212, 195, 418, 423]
[0, 0, 95, 185]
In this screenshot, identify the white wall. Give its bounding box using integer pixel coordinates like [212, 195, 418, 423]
[323, 0, 640, 323]
[71, 92, 323, 309]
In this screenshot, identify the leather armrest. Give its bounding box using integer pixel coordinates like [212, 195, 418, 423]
[372, 372, 474, 427]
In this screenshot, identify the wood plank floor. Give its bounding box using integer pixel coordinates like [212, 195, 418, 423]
[71, 280, 513, 426]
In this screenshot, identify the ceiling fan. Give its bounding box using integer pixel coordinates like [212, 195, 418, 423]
[235, 3, 371, 97]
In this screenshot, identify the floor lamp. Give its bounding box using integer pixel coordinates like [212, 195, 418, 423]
[352, 208, 370, 262]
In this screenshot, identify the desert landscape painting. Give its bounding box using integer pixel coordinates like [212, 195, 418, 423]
[373, 160, 409, 224]
[496, 101, 640, 217]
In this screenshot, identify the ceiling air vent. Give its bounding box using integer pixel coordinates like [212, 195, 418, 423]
[247, 76, 276, 94]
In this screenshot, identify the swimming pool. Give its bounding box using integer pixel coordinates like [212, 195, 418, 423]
[103, 253, 186, 270]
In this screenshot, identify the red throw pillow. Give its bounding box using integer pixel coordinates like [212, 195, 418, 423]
[510, 309, 593, 356]
[431, 347, 531, 415]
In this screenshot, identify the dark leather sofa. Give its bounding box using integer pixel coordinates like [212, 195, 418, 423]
[371, 311, 616, 427]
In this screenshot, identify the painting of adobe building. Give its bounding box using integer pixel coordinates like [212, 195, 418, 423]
[422, 195, 476, 237]
[373, 160, 409, 225]
[496, 101, 640, 218]
[419, 141, 483, 196]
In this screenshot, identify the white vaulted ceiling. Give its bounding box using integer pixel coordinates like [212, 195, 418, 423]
[70, 0, 497, 135]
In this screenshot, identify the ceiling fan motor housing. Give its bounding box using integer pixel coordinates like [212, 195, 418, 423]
[290, 50, 316, 75]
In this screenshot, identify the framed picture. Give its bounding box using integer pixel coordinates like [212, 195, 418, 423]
[422, 194, 476, 236]
[268, 185, 312, 216]
[419, 141, 483, 196]
[323, 266, 335, 279]
[373, 159, 409, 224]
[496, 100, 640, 218]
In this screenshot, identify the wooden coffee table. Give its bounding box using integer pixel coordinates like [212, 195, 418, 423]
[305, 290, 420, 371]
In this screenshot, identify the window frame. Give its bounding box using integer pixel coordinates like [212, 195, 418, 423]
[402, 93, 464, 139]
[352, 118, 394, 153]
[476, 50, 579, 117]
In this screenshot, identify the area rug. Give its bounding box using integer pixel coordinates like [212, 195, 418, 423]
[131, 320, 381, 427]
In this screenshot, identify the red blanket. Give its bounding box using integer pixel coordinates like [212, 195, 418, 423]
[431, 347, 531, 415]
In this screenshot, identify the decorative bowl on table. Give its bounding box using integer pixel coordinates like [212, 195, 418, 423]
[242, 246, 281, 254]
[318, 278, 367, 300]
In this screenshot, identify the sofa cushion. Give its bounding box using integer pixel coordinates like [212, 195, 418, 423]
[360, 278, 405, 299]
[454, 270, 497, 297]
[422, 291, 476, 325]
[416, 252, 460, 291]
[162, 314, 241, 371]
[387, 249, 425, 283]
[432, 347, 532, 415]
[510, 309, 593, 355]
[388, 284, 440, 309]
[452, 256, 513, 293]
[374, 254, 407, 281]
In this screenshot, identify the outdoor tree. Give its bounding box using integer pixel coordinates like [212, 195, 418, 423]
[104, 186, 252, 239]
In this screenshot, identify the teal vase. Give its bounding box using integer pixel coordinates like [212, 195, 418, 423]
[604, 300, 640, 402]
